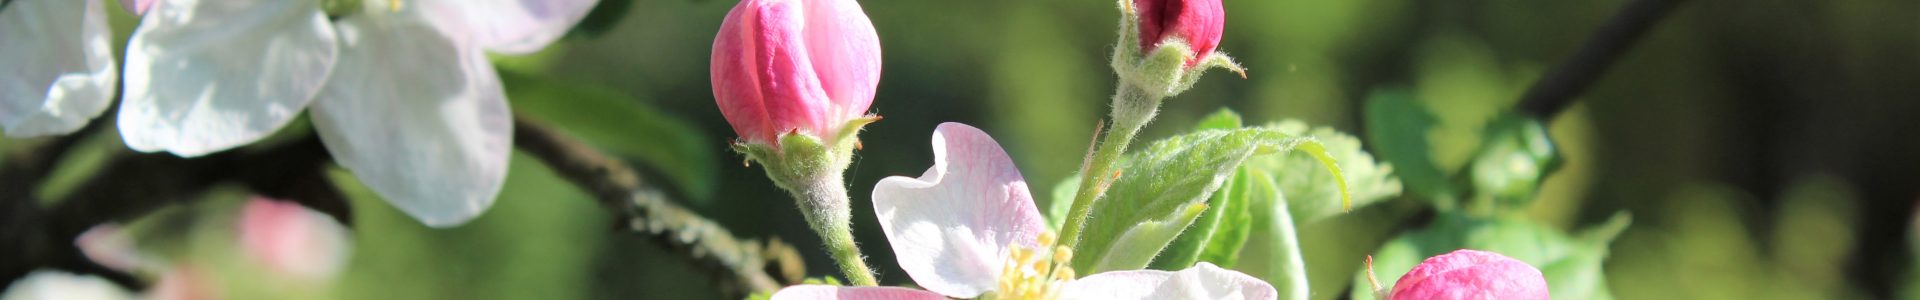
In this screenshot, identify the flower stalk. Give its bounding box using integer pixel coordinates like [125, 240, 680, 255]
[733, 118, 882, 286]
[1059, 0, 1244, 248]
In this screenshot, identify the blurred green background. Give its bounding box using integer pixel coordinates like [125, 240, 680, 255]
[7, 0, 1919, 298]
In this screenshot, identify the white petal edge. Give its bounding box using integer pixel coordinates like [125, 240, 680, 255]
[769, 285, 947, 300]
[0, 0, 117, 137]
[415, 0, 600, 55]
[117, 0, 338, 157]
[310, 11, 510, 228]
[0, 270, 133, 300]
[871, 122, 1047, 298]
[1060, 262, 1278, 300]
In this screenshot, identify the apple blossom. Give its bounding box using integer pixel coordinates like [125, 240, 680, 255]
[0, 0, 117, 137]
[0, 270, 132, 300]
[1389, 249, 1549, 300]
[711, 0, 881, 146]
[110, 0, 597, 227]
[770, 123, 1277, 300]
[1059, 0, 1245, 249]
[1133, 0, 1224, 67]
[711, 0, 884, 285]
[237, 197, 352, 280]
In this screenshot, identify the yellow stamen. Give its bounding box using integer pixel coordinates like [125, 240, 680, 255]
[388, 0, 403, 12]
[994, 230, 1079, 300]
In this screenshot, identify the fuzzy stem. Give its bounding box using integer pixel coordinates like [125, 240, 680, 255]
[779, 173, 878, 286]
[1060, 83, 1161, 248]
[1269, 199, 1310, 300]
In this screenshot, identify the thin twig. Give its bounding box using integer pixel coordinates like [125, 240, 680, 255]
[1515, 0, 1685, 120]
[0, 117, 801, 298]
[514, 116, 801, 296]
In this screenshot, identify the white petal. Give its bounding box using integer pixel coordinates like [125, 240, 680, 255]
[0, 270, 132, 300]
[871, 122, 1047, 298]
[414, 0, 600, 55]
[0, 0, 117, 137]
[769, 285, 947, 300]
[1060, 262, 1278, 300]
[310, 11, 510, 228]
[117, 0, 338, 157]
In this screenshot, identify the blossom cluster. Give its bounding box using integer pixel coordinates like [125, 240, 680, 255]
[0, 0, 601, 227]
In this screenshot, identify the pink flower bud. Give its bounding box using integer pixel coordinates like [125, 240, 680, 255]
[1133, 0, 1224, 66]
[711, 0, 881, 146]
[1390, 249, 1549, 300]
[237, 197, 351, 281]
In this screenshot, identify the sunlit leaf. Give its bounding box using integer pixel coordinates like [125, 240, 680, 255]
[1071, 127, 1345, 273]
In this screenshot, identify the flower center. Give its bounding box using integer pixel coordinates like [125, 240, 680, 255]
[992, 231, 1076, 300]
[388, 0, 403, 12]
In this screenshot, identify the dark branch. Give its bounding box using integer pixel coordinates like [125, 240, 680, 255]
[514, 117, 801, 296]
[1, 117, 799, 298]
[1515, 0, 1685, 120]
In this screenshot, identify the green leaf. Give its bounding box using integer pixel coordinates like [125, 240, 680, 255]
[1254, 120, 1403, 223]
[1465, 113, 1561, 212]
[1087, 203, 1210, 272]
[1193, 108, 1245, 131]
[1151, 167, 1251, 270]
[1071, 128, 1345, 273]
[501, 70, 720, 202]
[1364, 88, 1453, 202]
[1350, 212, 1630, 300]
[1194, 168, 1256, 268]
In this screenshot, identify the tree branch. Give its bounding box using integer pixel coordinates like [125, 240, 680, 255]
[1515, 0, 1685, 120]
[0, 117, 802, 298]
[514, 116, 803, 296]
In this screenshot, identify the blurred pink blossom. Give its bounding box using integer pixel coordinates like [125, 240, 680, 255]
[1390, 249, 1549, 300]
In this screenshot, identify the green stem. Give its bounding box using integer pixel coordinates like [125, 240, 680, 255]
[1269, 199, 1310, 300]
[1059, 83, 1160, 248]
[785, 174, 878, 286]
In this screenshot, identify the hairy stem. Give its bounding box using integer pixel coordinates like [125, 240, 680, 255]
[1060, 83, 1160, 248]
[783, 173, 878, 286]
[1268, 199, 1309, 300]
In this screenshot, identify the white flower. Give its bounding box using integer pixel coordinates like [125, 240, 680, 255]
[114, 0, 599, 227]
[772, 123, 1277, 300]
[0, 270, 132, 300]
[0, 0, 118, 137]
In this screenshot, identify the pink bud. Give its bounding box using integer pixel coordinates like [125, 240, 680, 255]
[711, 0, 882, 146]
[237, 197, 351, 281]
[1390, 249, 1549, 300]
[1133, 0, 1224, 67]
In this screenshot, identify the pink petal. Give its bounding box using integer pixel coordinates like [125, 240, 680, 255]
[710, 0, 830, 145]
[74, 224, 150, 274]
[237, 197, 352, 280]
[1389, 249, 1549, 300]
[1061, 262, 1276, 300]
[871, 122, 1046, 298]
[799, 0, 881, 122]
[769, 285, 947, 300]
